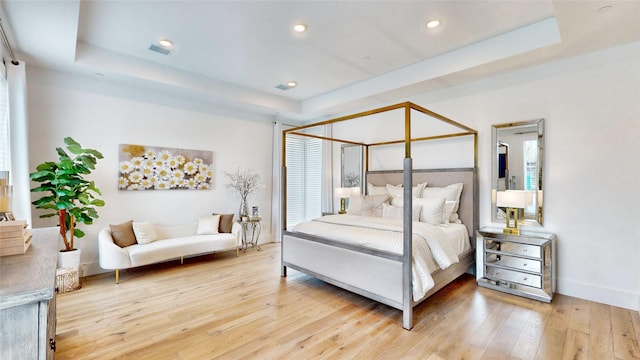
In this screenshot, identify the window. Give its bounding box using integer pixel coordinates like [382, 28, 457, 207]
[523, 140, 538, 213]
[285, 134, 322, 227]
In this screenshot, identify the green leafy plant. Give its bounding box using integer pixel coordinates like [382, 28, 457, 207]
[29, 137, 105, 251]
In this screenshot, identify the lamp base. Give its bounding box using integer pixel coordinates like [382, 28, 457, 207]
[338, 198, 347, 215]
[503, 227, 520, 235]
[503, 207, 520, 235]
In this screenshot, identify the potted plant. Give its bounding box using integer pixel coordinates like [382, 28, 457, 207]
[29, 137, 105, 268]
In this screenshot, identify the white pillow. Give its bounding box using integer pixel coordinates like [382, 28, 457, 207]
[367, 183, 389, 195]
[382, 203, 422, 221]
[442, 200, 457, 225]
[196, 214, 221, 235]
[132, 221, 158, 244]
[388, 182, 428, 206]
[421, 183, 463, 221]
[413, 197, 446, 226]
[348, 194, 390, 217]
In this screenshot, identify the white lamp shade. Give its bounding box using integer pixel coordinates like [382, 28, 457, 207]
[496, 190, 528, 208]
[334, 187, 350, 198]
[349, 187, 361, 196]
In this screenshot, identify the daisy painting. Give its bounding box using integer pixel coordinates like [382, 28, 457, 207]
[119, 144, 213, 191]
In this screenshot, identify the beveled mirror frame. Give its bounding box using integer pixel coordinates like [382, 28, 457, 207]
[341, 144, 364, 191]
[491, 118, 544, 226]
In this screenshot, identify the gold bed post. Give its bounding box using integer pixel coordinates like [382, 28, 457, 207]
[402, 104, 413, 330]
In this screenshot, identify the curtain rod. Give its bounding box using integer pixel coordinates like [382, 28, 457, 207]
[0, 18, 18, 65]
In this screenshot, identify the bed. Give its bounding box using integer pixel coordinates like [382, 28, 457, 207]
[280, 102, 478, 330]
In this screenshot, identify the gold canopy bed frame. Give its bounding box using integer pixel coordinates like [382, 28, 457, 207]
[280, 102, 478, 330]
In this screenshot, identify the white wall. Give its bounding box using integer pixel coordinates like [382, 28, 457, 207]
[26, 68, 274, 275]
[408, 42, 639, 310]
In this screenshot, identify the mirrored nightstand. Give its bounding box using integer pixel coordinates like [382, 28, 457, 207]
[476, 227, 556, 302]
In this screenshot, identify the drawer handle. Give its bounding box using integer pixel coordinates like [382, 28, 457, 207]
[523, 277, 528, 281]
[523, 249, 528, 253]
[523, 263, 527, 267]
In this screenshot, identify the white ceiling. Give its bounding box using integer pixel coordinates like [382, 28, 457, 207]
[0, 0, 638, 122]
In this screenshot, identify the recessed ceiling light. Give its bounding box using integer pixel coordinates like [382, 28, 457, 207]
[294, 23, 307, 32]
[158, 39, 173, 47]
[287, 81, 297, 88]
[426, 19, 440, 29]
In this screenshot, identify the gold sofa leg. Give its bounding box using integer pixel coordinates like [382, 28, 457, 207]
[115, 269, 119, 284]
[181, 256, 184, 264]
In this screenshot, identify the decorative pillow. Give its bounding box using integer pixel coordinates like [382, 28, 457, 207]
[132, 221, 158, 245]
[388, 182, 428, 206]
[382, 203, 422, 221]
[413, 197, 446, 226]
[442, 200, 457, 225]
[421, 183, 463, 221]
[197, 215, 221, 235]
[110, 220, 137, 248]
[367, 183, 389, 195]
[213, 213, 234, 233]
[348, 194, 390, 217]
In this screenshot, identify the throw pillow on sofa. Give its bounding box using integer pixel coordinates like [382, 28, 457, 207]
[197, 215, 221, 235]
[110, 220, 137, 247]
[132, 221, 158, 244]
[213, 213, 234, 233]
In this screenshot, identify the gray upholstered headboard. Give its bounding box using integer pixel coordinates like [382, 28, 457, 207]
[366, 168, 478, 239]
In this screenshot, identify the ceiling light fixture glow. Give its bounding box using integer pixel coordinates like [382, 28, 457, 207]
[426, 19, 440, 29]
[294, 23, 307, 32]
[158, 39, 174, 47]
[287, 81, 297, 88]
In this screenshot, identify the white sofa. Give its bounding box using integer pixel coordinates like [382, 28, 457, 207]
[99, 222, 241, 283]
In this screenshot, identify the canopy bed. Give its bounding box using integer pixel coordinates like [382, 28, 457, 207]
[280, 102, 478, 330]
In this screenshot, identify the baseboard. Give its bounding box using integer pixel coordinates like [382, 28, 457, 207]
[82, 261, 109, 277]
[558, 276, 639, 311]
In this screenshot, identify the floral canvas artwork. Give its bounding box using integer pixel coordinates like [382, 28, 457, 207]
[118, 144, 213, 190]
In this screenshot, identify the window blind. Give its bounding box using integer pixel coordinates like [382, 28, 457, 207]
[285, 134, 323, 227]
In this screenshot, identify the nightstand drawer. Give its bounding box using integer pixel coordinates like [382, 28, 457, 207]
[485, 253, 542, 273]
[485, 266, 542, 288]
[487, 239, 541, 259]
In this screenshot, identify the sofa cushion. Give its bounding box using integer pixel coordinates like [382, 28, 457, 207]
[213, 213, 235, 233]
[132, 221, 158, 244]
[197, 215, 220, 235]
[110, 220, 137, 248]
[125, 234, 238, 267]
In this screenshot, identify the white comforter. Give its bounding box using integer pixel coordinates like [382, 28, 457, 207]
[291, 215, 462, 300]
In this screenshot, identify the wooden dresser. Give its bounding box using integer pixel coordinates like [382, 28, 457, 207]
[0, 227, 58, 359]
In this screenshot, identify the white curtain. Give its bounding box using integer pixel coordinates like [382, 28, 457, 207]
[7, 61, 31, 223]
[271, 121, 283, 243]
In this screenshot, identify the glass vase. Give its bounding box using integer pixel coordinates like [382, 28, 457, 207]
[239, 198, 249, 219]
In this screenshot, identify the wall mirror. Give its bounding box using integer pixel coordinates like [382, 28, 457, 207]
[491, 119, 544, 226]
[341, 144, 363, 190]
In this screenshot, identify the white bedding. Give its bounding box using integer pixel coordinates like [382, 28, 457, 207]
[290, 215, 470, 300]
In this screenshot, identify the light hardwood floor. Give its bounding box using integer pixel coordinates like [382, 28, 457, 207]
[56, 243, 640, 359]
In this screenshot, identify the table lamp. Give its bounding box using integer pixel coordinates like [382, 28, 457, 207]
[335, 187, 360, 214]
[496, 190, 528, 235]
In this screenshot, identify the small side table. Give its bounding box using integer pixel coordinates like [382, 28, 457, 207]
[239, 217, 261, 252]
